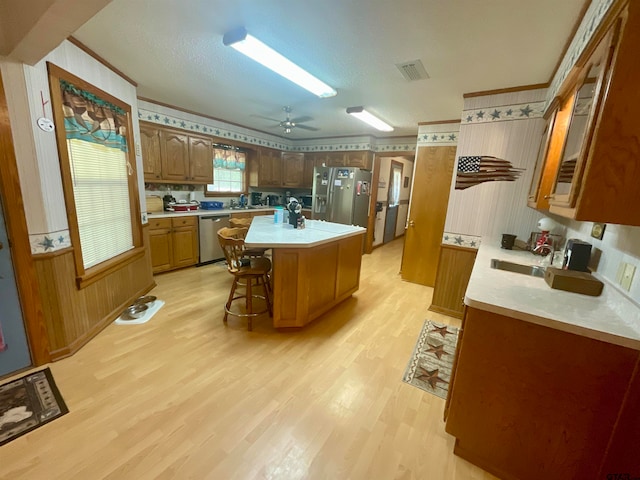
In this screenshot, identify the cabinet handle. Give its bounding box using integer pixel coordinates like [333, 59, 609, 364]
[409, 220, 415, 227]
[544, 195, 550, 199]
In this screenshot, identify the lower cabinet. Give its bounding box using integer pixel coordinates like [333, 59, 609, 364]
[149, 216, 198, 273]
[429, 244, 477, 318]
[445, 306, 640, 480]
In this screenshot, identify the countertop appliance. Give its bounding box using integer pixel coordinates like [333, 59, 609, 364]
[312, 166, 371, 227]
[198, 214, 230, 264]
[563, 239, 592, 272]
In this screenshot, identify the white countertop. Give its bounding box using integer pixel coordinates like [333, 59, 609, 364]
[466, 238, 640, 350]
[244, 215, 366, 249]
[147, 207, 275, 219]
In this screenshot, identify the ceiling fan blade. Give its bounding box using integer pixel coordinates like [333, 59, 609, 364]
[295, 124, 319, 131]
[290, 116, 313, 124]
[250, 114, 282, 123]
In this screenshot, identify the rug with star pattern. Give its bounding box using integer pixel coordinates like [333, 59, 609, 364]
[402, 320, 460, 399]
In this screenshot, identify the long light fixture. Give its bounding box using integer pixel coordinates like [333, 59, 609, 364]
[223, 27, 337, 98]
[346, 106, 394, 132]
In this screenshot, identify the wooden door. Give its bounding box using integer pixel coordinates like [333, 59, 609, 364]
[259, 149, 282, 186]
[401, 146, 455, 286]
[281, 153, 304, 187]
[429, 245, 477, 318]
[140, 123, 162, 181]
[188, 135, 213, 183]
[160, 129, 189, 181]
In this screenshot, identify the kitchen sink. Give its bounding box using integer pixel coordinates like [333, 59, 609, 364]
[229, 205, 258, 210]
[490, 259, 546, 278]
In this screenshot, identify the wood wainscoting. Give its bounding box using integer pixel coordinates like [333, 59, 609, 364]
[33, 226, 155, 360]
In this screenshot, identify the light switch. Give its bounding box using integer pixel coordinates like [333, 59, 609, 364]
[621, 263, 636, 291]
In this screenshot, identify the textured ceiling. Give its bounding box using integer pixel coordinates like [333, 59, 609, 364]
[72, 0, 586, 139]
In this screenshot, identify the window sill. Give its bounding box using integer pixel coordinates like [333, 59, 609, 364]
[76, 246, 146, 289]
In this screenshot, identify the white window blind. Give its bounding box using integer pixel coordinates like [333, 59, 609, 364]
[67, 138, 133, 268]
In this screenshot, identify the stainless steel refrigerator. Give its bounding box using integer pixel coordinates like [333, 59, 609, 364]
[312, 166, 372, 227]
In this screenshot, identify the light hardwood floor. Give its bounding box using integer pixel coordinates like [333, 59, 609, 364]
[1, 238, 497, 480]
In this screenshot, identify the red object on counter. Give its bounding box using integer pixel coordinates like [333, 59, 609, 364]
[168, 204, 199, 212]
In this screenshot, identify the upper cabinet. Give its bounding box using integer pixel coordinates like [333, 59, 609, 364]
[256, 148, 283, 187]
[344, 151, 373, 170]
[531, 2, 640, 225]
[281, 152, 305, 187]
[140, 122, 213, 184]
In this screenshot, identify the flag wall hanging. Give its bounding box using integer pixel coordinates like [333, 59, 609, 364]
[455, 156, 525, 190]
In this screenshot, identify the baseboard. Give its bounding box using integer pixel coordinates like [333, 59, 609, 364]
[428, 304, 463, 319]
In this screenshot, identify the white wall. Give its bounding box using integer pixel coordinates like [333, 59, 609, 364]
[444, 89, 547, 243]
[1, 39, 143, 252]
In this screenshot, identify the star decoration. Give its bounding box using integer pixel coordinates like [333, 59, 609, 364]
[40, 236, 55, 250]
[466, 115, 473, 122]
[444, 235, 449, 241]
[454, 235, 463, 245]
[470, 240, 477, 247]
[491, 109, 501, 119]
[422, 135, 428, 140]
[58, 235, 65, 244]
[163, 117, 170, 124]
[449, 134, 456, 141]
[432, 134, 439, 141]
[520, 105, 533, 117]
[476, 110, 485, 119]
[154, 114, 160, 120]
[425, 343, 449, 360]
[416, 367, 448, 389]
[431, 325, 452, 337]
[506, 109, 513, 116]
[180, 121, 186, 128]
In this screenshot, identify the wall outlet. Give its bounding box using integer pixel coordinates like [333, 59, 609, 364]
[621, 263, 636, 291]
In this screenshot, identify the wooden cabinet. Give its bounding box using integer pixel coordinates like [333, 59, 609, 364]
[446, 306, 639, 480]
[257, 148, 283, 187]
[345, 151, 373, 170]
[160, 129, 190, 182]
[149, 216, 198, 273]
[315, 152, 345, 167]
[281, 152, 304, 187]
[188, 134, 213, 183]
[531, 3, 640, 225]
[527, 105, 562, 211]
[303, 156, 315, 187]
[140, 122, 213, 184]
[429, 245, 477, 318]
[229, 210, 273, 220]
[140, 123, 162, 180]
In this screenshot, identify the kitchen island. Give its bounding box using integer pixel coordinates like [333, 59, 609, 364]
[445, 240, 640, 480]
[245, 216, 366, 328]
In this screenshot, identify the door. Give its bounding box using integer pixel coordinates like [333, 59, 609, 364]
[384, 161, 403, 243]
[401, 146, 456, 286]
[0, 195, 31, 377]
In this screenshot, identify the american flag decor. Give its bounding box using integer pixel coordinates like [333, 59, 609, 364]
[455, 156, 525, 190]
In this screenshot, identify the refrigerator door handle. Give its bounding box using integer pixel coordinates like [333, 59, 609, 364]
[327, 167, 335, 222]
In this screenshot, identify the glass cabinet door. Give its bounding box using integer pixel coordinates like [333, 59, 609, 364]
[528, 110, 556, 204]
[550, 35, 611, 206]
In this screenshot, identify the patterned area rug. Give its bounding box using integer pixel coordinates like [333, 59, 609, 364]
[403, 320, 460, 399]
[0, 368, 68, 446]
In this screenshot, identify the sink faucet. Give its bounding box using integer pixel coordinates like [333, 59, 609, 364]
[229, 199, 236, 208]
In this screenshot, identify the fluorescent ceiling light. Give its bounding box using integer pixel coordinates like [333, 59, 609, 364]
[346, 107, 394, 132]
[223, 27, 337, 98]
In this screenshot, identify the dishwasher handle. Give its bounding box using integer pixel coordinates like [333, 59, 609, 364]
[201, 216, 225, 222]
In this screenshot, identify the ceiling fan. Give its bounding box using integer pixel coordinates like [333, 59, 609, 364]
[257, 106, 319, 134]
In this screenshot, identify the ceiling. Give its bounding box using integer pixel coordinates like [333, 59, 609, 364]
[72, 0, 587, 140]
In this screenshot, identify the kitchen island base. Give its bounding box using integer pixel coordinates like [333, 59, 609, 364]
[271, 234, 363, 328]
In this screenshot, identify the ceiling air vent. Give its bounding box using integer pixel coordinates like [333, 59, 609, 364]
[395, 59, 430, 81]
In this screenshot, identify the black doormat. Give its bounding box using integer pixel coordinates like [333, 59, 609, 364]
[0, 368, 68, 446]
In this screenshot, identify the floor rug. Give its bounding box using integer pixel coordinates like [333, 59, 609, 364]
[0, 368, 68, 446]
[403, 320, 460, 399]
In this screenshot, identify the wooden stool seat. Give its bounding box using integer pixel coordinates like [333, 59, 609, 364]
[217, 227, 272, 331]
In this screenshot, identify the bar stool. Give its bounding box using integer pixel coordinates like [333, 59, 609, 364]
[217, 227, 272, 331]
[229, 217, 268, 258]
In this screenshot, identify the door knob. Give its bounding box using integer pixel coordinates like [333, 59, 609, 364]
[409, 220, 415, 227]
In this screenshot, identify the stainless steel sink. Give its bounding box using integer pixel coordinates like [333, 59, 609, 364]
[490, 259, 546, 278]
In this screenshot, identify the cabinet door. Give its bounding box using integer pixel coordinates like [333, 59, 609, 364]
[149, 219, 173, 273]
[282, 153, 304, 187]
[527, 108, 559, 210]
[189, 135, 213, 183]
[258, 149, 282, 186]
[140, 123, 162, 181]
[303, 156, 315, 188]
[325, 152, 345, 167]
[549, 30, 613, 208]
[160, 130, 190, 181]
[171, 217, 198, 268]
[345, 151, 373, 170]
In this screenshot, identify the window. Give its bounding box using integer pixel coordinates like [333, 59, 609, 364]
[206, 147, 246, 195]
[48, 63, 142, 287]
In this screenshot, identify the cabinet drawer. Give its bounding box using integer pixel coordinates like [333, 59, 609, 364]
[149, 218, 171, 230]
[171, 216, 197, 228]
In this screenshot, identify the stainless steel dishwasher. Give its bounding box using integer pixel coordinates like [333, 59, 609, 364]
[198, 214, 230, 264]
